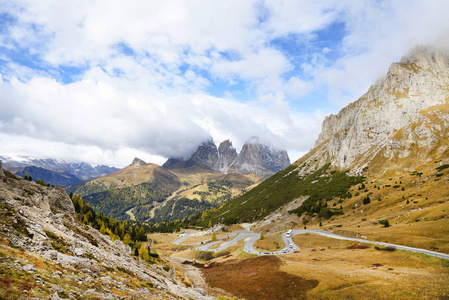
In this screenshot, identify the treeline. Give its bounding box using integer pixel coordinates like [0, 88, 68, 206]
[70, 193, 150, 259]
[149, 197, 214, 223]
[69, 192, 200, 258]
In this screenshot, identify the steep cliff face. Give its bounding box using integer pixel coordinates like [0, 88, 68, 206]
[297, 47, 449, 176]
[0, 166, 211, 299]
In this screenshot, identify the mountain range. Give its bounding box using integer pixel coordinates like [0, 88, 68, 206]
[66, 137, 290, 222]
[0, 156, 119, 186]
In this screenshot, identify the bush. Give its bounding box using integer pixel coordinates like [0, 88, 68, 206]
[436, 164, 449, 171]
[363, 196, 371, 205]
[378, 220, 390, 227]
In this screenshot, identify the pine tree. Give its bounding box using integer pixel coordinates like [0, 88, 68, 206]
[212, 232, 217, 241]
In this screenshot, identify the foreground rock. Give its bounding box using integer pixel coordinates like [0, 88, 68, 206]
[0, 164, 215, 299]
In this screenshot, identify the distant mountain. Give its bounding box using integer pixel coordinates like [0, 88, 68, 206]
[0, 156, 119, 187]
[226, 136, 290, 176]
[163, 136, 290, 177]
[66, 158, 182, 220]
[16, 166, 81, 187]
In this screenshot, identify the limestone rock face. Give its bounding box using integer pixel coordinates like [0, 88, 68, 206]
[296, 46, 449, 176]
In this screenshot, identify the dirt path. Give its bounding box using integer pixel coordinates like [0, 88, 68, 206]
[166, 257, 208, 293]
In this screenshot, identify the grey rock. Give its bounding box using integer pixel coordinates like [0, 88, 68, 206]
[22, 264, 37, 272]
[297, 46, 449, 176]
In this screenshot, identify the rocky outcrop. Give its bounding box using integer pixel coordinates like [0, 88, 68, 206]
[164, 137, 290, 177]
[296, 46, 449, 176]
[0, 168, 213, 299]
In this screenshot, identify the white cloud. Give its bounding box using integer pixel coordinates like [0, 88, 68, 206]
[1, 0, 449, 168]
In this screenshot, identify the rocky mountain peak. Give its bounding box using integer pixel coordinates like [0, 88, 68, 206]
[300, 46, 449, 176]
[190, 139, 219, 167]
[218, 140, 237, 158]
[399, 46, 449, 71]
[213, 140, 238, 173]
[131, 157, 147, 166]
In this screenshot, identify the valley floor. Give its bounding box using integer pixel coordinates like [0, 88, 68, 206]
[149, 223, 449, 299]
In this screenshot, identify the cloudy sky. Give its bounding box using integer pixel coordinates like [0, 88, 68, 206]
[1, 0, 448, 167]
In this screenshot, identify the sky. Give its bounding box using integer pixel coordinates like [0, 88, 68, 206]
[1, 0, 449, 167]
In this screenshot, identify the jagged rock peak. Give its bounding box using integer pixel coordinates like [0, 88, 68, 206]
[218, 140, 238, 159]
[399, 46, 449, 70]
[191, 138, 218, 167]
[131, 157, 147, 166]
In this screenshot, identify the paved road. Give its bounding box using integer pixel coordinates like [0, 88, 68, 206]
[173, 229, 449, 260]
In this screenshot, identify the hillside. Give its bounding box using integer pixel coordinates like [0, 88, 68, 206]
[67, 136, 290, 222]
[0, 163, 212, 299]
[67, 156, 263, 222]
[195, 47, 449, 254]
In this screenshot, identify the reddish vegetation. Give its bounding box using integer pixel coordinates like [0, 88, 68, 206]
[346, 244, 370, 249]
[201, 256, 318, 300]
[0, 276, 12, 289]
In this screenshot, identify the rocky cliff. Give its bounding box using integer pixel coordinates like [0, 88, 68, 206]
[0, 164, 212, 299]
[296, 46, 449, 176]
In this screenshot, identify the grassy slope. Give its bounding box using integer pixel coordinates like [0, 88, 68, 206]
[200, 163, 364, 225]
[67, 162, 263, 221]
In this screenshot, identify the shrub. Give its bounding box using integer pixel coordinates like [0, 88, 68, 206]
[363, 196, 371, 205]
[436, 164, 449, 171]
[378, 220, 390, 227]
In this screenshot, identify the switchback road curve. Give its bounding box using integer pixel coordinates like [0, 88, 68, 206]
[172, 229, 449, 260]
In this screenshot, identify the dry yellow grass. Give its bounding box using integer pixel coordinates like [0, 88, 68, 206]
[282, 234, 449, 299]
[253, 232, 285, 252]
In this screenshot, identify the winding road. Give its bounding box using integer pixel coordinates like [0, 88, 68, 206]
[172, 229, 449, 260]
